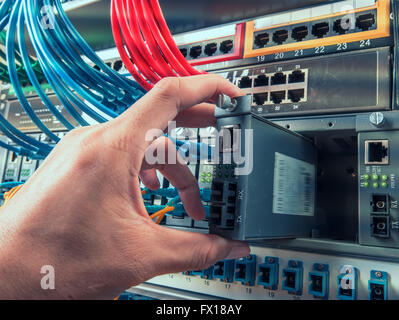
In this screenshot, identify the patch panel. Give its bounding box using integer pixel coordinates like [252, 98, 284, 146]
[257, 257, 279, 290]
[219, 47, 390, 118]
[368, 270, 388, 300]
[308, 264, 329, 299]
[234, 255, 257, 286]
[175, 23, 245, 66]
[244, 0, 390, 59]
[146, 246, 398, 300]
[213, 260, 235, 283]
[282, 260, 303, 295]
[337, 265, 358, 300]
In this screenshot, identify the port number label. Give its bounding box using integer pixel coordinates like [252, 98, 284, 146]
[225, 284, 231, 290]
[245, 288, 252, 294]
[360, 39, 371, 48]
[257, 55, 266, 62]
[186, 277, 191, 283]
[268, 291, 275, 298]
[274, 52, 284, 60]
[315, 46, 325, 54]
[337, 43, 348, 51]
[204, 280, 210, 286]
[295, 49, 304, 57]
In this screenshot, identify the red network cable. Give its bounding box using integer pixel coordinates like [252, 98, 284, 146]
[111, 0, 203, 91]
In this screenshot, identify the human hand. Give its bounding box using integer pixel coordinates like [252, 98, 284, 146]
[0, 75, 250, 299]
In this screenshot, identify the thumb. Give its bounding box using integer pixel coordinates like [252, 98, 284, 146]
[151, 225, 250, 275]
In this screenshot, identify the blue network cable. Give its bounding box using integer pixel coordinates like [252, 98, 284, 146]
[7, 0, 59, 143]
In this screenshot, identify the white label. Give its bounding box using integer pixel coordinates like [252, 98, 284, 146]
[272, 153, 315, 216]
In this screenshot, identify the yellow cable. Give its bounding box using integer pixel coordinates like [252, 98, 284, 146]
[150, 206, 175, 224]
[2, 185, 23, 207]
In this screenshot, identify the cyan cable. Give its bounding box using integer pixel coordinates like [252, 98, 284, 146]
[42, 1, 125, 103]
[53, 0, 145, 99]
[25, 0, 119, 120]
[7, 0, 59, 143]
[16, 2, 75, 131]
[0, 181, 24, 189]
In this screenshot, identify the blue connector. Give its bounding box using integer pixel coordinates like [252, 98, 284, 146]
[191, 266, 214, 280]
[118, 292, 157, 300]
[368, 270, 388, 300]
[337, 265, 358, 300]
[258, 257, 279, 290]
[213, 259, 235, 283]
[282, 260, 303, 295]
[309, 263, 329, 299]
[234, 255, 256, 286]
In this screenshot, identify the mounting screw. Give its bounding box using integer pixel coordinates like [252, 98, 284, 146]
[268, 258, 275, 263]
[318, 264, 324, 271]
[218, 94, 237, 111]
[375, 271, 383, 278]
[369, 112, 385, 127]
[292, 261, 298, 267]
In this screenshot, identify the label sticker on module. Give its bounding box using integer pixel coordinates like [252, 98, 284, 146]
[272, 152, 315, 216]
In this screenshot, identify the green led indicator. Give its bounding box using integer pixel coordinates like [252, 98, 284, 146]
[381, 182, 388, 188]
[200, 178, 205, 183]
[363, 182, 369, 188]
[206, 178, 211, 183]
[372, 174, 379, 181]
[373, 182, 379, 188]
[362, 174, 370, 180]
[382, 175, 388, 181]
[201, 172, 206, 177]
[207, 173, 212, 177]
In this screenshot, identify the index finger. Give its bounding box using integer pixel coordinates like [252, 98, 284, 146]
[113, 74, 244, 150]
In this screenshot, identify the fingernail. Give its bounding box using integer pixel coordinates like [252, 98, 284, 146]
[225, 242, 250, 260]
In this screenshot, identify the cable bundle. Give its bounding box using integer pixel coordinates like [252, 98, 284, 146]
[111, 0, 204, 91]
[0, 0, 146, 159]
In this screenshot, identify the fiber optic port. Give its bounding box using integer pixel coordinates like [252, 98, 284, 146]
[179, 48, 188, 57]
[273, 30, 289, 45]
[271, 72, 286, 85]
[333, 17, 353, 34]
[220, 40, 233, 54]
[191, 266, 214, 279]
[238, 76, 252, 89]
[282, 260, 303, 295]
[189, 46, 202, 59]
[311, 22, 329, 38]
[292, 26, 308, 41]
[213, 260, 235, 283]
[309, 264, 329, 299]
[288, 89, 305, 103]
[370, 194, 389, 213]
[253, 93, 268, 106]
[210, 206, 222, 225]
[288, 70, 305, 83]
[113, 60, 123, 72]
[365, 140, 389, 165]
[254, 75, 268, 87]
[254, 32, 269, 48]
[270, 91, 286, 104]
[337, 265, 358, 300]
[356, 13, 376, 31]
[257, 257, 279, 290]
[204, 43, 218, 56]
[371, 215, 390, 238]
[234, 255, 256, 286]
[368, 270, 388, 300]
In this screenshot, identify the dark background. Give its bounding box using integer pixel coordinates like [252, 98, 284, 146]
[67, 0, 339, 51]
